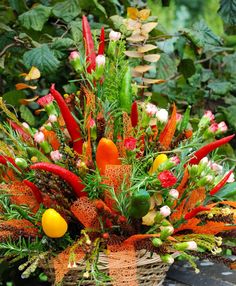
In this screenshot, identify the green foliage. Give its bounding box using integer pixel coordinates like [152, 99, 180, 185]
[218, 0, 236, 25]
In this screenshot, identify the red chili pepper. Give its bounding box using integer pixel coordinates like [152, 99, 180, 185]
[189, 134, 235, 165]
[98, 27, 105, 55]
[210, 170, 234, 196]
[23, 179, 43, 204]
[184, 206, 211, 220]
[82, 15, 96, 73]
[8, 120, 31, 141]
[131, 101, 138, 128]
[50, 84, 83, 154]
[0, 155, 20, 170]
[30, 162, 86, 198]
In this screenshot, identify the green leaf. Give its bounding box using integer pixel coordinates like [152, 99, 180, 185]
[19, 4, 51, 31]
[79, 0, 107, 19]
[207, 81, 232, 95]
[0, 23, 13, 32]
[51, 38, 75, 50]
[182, 21, 222, 49]
[69, 21, 83, 44]
[52, 0, 81, 23]
[19, 105, 35, 126]
[218, 0, 236, 25]
[177, 59, 196, 79]
[8, 0, 27, 14]
[219, 105, 236, 130]
[155, 53, 177, 79]
[23, 44, 60, 74]
[2, 90, 25, 107]
[217, 181, 236, 199]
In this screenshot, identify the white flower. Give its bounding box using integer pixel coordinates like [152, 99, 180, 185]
[200, 157, 208, 165]
[210, 162, 223, 173]
[96, 55, 106, 67]
[160, 205, 171, 217]
[156, 108, 168, 123]
[109, 30, 121, 41]
[22, 122, 30, 129]
[169, 189, 179, 199]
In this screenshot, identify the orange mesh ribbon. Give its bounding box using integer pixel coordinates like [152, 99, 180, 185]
[123, 112, 133, 138]
[70, 197, 100, 229]
[7, 182, 39, 213]
[159, 104, 177, 149]
[103, 165, 132, 210]
[53, 245, 85, 285]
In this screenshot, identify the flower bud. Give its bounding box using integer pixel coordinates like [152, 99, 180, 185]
[69, 51, 80, 61]
[152, 238, 163, 247]
[160, 254, 174, 264]
[50, 150, 63, 162]
[15, 158, 28, 169]
[34, 131, 45, 143]
[160, 205, 171, 217]
[186, 241, 198, 250]
[96, 55, 106, 67]
[227, 172, 235, 183]
[22, 122, 30, 129]
[200, 157, 208, 165]
[170, 156, 180, 165]
[40, 141, 52, 154]
[109, 30, 121, 41]
[48, 114, 57, 123]
[169, 189, 179, 199]
[217, 121, 228, 133]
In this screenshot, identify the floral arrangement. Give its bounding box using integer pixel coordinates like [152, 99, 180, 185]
[0, 11, 236, 286]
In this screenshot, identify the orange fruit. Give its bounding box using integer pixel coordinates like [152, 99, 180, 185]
[42, 208, 68, 238]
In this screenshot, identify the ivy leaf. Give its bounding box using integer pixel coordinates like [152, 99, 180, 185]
[52, 0, 81, 22]
[19, 5, 51, 31]
[218, 0, 236, 25]
[155, 53, 177, 79]
[19, 105, 35, 126]
[51, 38, 75, 50]
[8, 0, 27, 14]
[182, 21, 222, 49]
[178, 59, 196, 79]
[23, 44, 60, 74]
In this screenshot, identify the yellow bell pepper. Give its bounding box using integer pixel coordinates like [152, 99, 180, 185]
[149, 154, 168, 174]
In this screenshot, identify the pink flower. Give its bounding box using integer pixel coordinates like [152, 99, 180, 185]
[209, 123, 218, 133]
[169, 189, 179, 199]
[109, 30, 121, 41]
[158, 170, 177, 188]
[170, 156, 180, 165]
[33, 131, 45, 143]
[227, 172, 235, 183]
[124, 137, 137, 151]
[146, 103, 158, 117]
[48, 114, 57, 123]
[176, 113, 182, 122]
[204, 110, 214, 122]
[89, 118, 96, 128]
[96, 55, 105, 67]
[69, 51, 80, 61]
[50, 150, 63, 162]
[186, 241, 198, 251]
[37, 93, 54, 107]
[206, 175, 214, 182]
[218, 121, 228, 133]
[210, 162, 223, 173]
[160, 205, 171, 217]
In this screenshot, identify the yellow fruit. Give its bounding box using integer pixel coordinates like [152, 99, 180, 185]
[149, 154, 168, 174]
[42, 208, 68, 238]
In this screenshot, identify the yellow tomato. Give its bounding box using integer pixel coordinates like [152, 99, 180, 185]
[42, 208, 68, 238]
[149, 154, 168, 174]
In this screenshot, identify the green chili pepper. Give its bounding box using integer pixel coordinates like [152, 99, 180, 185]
[179, 105, 191, 133]
[26, 147, 50, 162]
[128, 189, 150, 219]
[119, 66, 132, 114]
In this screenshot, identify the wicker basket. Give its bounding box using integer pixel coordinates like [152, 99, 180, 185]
[43, 250, 169, 286]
